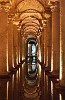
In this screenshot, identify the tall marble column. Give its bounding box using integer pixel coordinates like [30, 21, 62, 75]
[13, 24, 18, 67]
[51, 2, 60, 75]
[47, 17, 52, 70]
[38, 35, 42, 62]
[0, 8, 8, 74]
[16, 29, 20, 65]
[41, 31, 44, 65]
[8, 21, 14, 71]
[18, 30, 22, 63]
[60, 0, 65, 86]
[20, 35, 22, 63]
[44, 27, 48, 66]
[22, 36, 25, 61]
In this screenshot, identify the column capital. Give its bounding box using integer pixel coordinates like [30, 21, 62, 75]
[0, 0, 11, 12]
[49, 1, 60, 12]
[8, 13, 14, 23]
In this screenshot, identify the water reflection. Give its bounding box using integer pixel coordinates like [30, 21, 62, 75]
[7, 81, 9, 100]
[0, 65, 65, 100]
[51, 81, 53, 100]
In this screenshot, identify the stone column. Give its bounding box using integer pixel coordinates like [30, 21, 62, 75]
[41, 31, 44, 65]
[60, 0, 65, 86]
[8, 21, 14, 71]
[16, 29, 20, 65]
[0, 8, 8, 74]
[18, 30, 22, 63]
[13, 24, 18, 67]
[51, 2, 60, 75]
[22, 36, 25, 61]
[47, 17, 52, 70]
[20, 33, 22, 63]
[38, 35, 42, 62]
[20, 34, 22, 62]
[44, 27, 48, 66]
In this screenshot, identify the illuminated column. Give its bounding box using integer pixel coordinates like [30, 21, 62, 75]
[47, 17, 52, 70]
[8, 20, 14, 70]
[51, 2, 60, 75]
[41, 31, 44, 64]
[16, 29, 19, 64]
[13, 24, 18, 67]
[38, 35, 41, 62]
[20, 35, 22, 62]
[44, 27, 47, 66]
[0, 8, 8, 74]
[22, 36, 25, 61]
[60, 0, 65, 86]
[18, 30, 22, 63]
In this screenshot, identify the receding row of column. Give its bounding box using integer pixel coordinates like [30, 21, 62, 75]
[41, 1, 65, 87]
[0, 8, 23, 76]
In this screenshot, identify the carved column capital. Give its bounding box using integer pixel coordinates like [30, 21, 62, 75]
[49, 1, 60, 12]
[0, 0, 11, 12]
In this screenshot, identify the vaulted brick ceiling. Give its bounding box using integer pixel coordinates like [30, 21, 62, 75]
[0, 0, 53, 37]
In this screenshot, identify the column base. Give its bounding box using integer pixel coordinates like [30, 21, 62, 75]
[0, 71, 11, 79]
[46, 71, 59, 79]
[55, 82, 65, 91]
[45, 67, 51, 72]
[60, 80, 65, 87]
[10, 67, 19, 73]
[18, 62, 22, 67]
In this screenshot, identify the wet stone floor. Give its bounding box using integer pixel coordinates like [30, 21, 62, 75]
[0, 64, 65, 100]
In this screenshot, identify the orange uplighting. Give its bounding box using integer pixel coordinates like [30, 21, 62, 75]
[59, 94, 62, 100]
[7, 41, 9, 72]
[7, 81, 9, 100]
[51, 49, 53, 72]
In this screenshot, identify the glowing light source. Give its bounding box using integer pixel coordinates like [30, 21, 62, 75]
[59, 94, 62, 100]
[39, 64, 41, 77]
[12, 74, 14, 89]
[19, 49, 21, 63]
[7, 38, 9, 71]
[51, 48, 53, 72]
[60, 23, 62, 80]
[16, 70, 19, 81]
[19, 68, 20, 82]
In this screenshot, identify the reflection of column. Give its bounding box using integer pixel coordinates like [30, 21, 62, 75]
[60, 0, 65, 87]
[8, 21, 14, 70]
[0, 8, 8, 74]
[51, 2, 60, 75]
[47, 17, 52, 70]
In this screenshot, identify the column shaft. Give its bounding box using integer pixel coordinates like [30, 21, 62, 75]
[0, 9, 8, 74]
[60, 0, 65, 86]
[47, 17, 52, 70]
[44, 27, 48, 66]
[41, 32, 44, 64]
[8, 22, 14, 70]
[51, 2, 60, 75]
